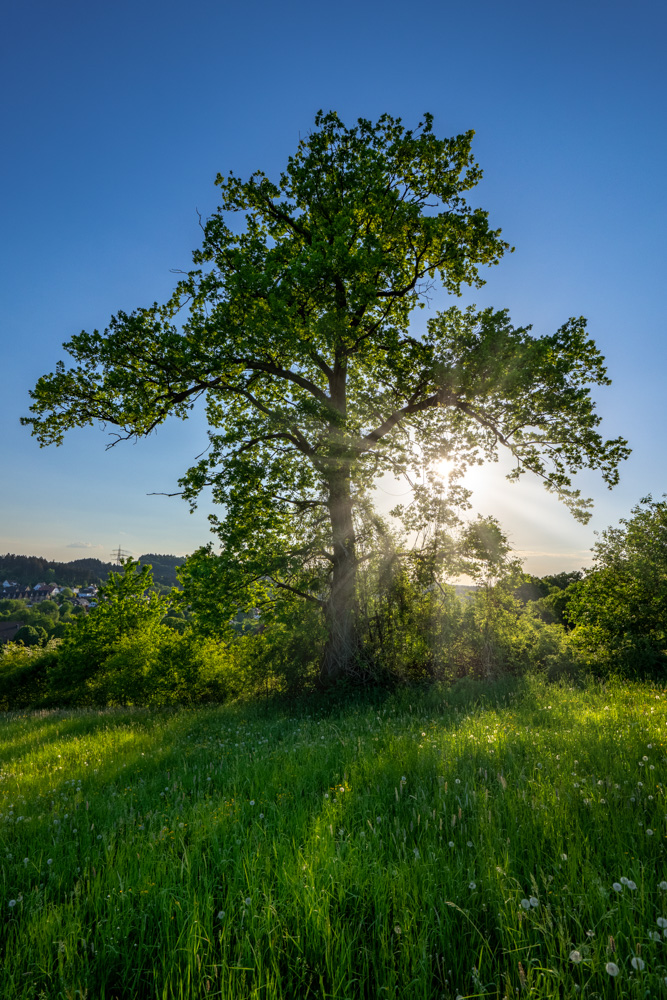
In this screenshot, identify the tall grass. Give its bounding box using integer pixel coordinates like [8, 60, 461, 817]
[1, 676, 666, 998]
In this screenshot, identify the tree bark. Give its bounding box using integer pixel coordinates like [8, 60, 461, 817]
[321, 466, 358, 682]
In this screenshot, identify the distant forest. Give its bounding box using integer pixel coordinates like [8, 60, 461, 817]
[0, 553, 186, 588]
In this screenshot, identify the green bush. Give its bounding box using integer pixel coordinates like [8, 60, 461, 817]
[0, 641, 59, 709]
[14, 624, 47, 647]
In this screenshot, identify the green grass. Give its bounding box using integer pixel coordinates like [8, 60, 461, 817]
[1, 676, 666, 999]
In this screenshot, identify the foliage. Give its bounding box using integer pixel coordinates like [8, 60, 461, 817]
[81, 632, 233, 707]
[0, 641, 60, 710]
[47, 559, 171, 704]
[514, 571, 583, 628]
[568, 496, 667, 676]
[13, 625, 47, 647]
[0, 599, 26, 617]
[25, 110, 628, 680]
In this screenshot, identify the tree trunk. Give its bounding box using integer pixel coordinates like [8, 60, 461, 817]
[322, 467, 357, 682]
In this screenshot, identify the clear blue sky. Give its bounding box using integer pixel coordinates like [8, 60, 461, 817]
[2, 0, 665, 574]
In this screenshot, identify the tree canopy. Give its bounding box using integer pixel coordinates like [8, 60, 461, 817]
[568, 496, 667, 674]
[24, 111, 629, 680]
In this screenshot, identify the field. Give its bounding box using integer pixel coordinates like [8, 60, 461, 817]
[1, 677, 666, 999]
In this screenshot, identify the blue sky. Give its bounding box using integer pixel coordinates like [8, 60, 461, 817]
[1, 0, 665, 574]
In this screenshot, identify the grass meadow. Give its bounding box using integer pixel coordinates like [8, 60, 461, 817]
[1, 676, 666, 999]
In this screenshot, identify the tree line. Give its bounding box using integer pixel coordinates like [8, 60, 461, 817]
[0, 553, 185, 589]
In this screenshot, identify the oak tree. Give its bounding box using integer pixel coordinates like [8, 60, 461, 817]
[24, 112, 629, 680]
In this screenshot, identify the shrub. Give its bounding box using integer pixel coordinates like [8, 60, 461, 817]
[0, 641, 60, 710]
[14, 624, 47, 647]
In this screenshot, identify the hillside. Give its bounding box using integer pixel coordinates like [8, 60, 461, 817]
[0, 677, 664, 998]
[0, 552, 186, 589]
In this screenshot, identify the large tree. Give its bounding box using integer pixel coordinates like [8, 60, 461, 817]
[24, 111, 629, 680]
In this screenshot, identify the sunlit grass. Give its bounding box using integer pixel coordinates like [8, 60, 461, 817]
[1, 676, 666, 998]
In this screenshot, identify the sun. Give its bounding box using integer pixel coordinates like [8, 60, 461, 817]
[431, 457, 457, 482]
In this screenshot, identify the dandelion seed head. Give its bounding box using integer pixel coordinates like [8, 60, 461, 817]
[569, 950, 582, 964]
[605, 962, 619, 976]
[520, 898, 531, 910]
[631, 957, 645, 971]
[8, 900, 16, 908]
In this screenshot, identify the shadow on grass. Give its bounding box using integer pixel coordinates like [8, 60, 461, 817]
[1, 674, 663, 999]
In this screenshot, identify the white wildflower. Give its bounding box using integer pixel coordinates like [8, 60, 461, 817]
[569, 950, 582, 963]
